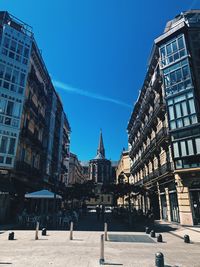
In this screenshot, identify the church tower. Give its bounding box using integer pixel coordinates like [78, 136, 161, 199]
[89, 130, 111, 183]
[96, 130, 105, 159]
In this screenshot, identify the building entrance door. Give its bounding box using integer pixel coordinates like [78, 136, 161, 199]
[190, 190, 200, 225]
[169, 192, 180, 223]
[160, 194, 167, 220]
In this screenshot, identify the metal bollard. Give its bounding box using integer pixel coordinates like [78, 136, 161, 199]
[8, 232, 14, 240]
[35, 221, 39, 240]
[145, 226, 151, 234]
[104, 222, 108, 241]
[157, 234, 163, 243]
[69, 221, 73, 240]
[184, 234, 190, 243]
[99, 234, 105, 264]
[42, 228, 47, 236]
[150, 230, 156, 238]
[155, 252, 164, 267]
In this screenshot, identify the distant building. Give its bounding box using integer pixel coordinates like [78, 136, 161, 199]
[116, 150, 131, 206]
[0, 12, 70, 223]
[89, 130, 111, 184]
[80, 161, 90, 181]
[86, 130, 113, 206]
[69, 153, 84, 185]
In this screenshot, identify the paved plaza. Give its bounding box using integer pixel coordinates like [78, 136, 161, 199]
[0, 215, 200, 267]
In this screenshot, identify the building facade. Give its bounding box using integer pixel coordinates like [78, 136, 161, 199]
[127, 10, 200, 225]
[116, 150, 131, 206]
[86, 130, 113, 207]
[0, 12, 70, 222]
[68, 153, 84, 185]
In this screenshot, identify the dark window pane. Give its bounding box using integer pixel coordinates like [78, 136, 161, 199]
[6, 101, 14, 116]
[8, 138, 16, 155]
[166, 44, 172, 55]
[0, 136, 8, 153]
[0, 63, 5, 78]
[5, 157, 12, 165]
[3, 37, 10, 48]
[172, 41, 178, 52]
[10, 40, 17, 52]
[178, 36, 184, 49]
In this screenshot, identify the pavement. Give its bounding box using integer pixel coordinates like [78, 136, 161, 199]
[0, 214, 199, 267]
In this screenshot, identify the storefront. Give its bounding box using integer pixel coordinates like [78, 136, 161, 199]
[190, 188, 200, 225]
[169, 190, 180, 223]
[160, 192, 168, 220]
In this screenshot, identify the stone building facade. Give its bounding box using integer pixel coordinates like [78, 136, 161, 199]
[128, 10, 200, 225]
[116, 150, 131, 206]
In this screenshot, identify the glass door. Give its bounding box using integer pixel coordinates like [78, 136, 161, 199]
[190, 190, 200, 225]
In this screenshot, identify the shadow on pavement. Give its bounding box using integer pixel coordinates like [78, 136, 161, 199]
[76, 213, 145, 232]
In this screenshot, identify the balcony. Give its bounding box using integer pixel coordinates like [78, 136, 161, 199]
[15, 161, 42, 177]
[24, 98, 38, 116]
[143, 162, 173, 184]
[130, 127, 169, 173]
[20, 128, 43, 149]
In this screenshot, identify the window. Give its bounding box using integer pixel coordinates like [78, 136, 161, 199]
[17, 44, 23, 55]
[8, 138, 16, 155]
[6, 101, 14, 116]
[159, 35, 186, 67]
[195, 138, 200, 154]
[189, 99, 196, 114]
[0, 63, 5, 78]
[169, 106, 175, 120]
[24, 48, 29, 58]
[175, 104, 181, 118]
[178, 36, 184, 49]
[5, 67, 12, 81]
[0, 98, 6, 114]
[3, 37, 10, 48]
[173, 142, 179, 158]
[180, 141, 187, 156]
[0, 136, 8, 153]
[5, 157, 12, 165]
[13, 103, 21, 118]
[12, 70, 19, 84]
[4, 117, 11, 125]
[0, 156, 4, 163]
[19, 73, 25, 86]
[187, 140, 194, 155]
[9, 51, 15, 59]
[10, 40, 17, 52]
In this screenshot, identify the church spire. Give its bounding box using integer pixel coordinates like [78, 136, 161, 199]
[96, 129, 105, 159]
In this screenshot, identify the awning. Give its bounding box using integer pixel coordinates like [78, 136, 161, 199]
[25, 189, 62, 199]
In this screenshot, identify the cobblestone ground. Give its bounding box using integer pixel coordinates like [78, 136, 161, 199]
[0, 214, 200, 267]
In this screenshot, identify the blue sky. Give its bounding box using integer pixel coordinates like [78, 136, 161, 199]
[1, 0, 200, 161]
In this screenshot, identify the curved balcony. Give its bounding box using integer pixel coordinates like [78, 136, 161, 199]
[20, 127, 43, 149]
[142, 162, 173, 184]
[129, 127, 169, 174]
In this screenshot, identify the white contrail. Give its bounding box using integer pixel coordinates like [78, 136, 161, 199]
[53, 80, 132, 109]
